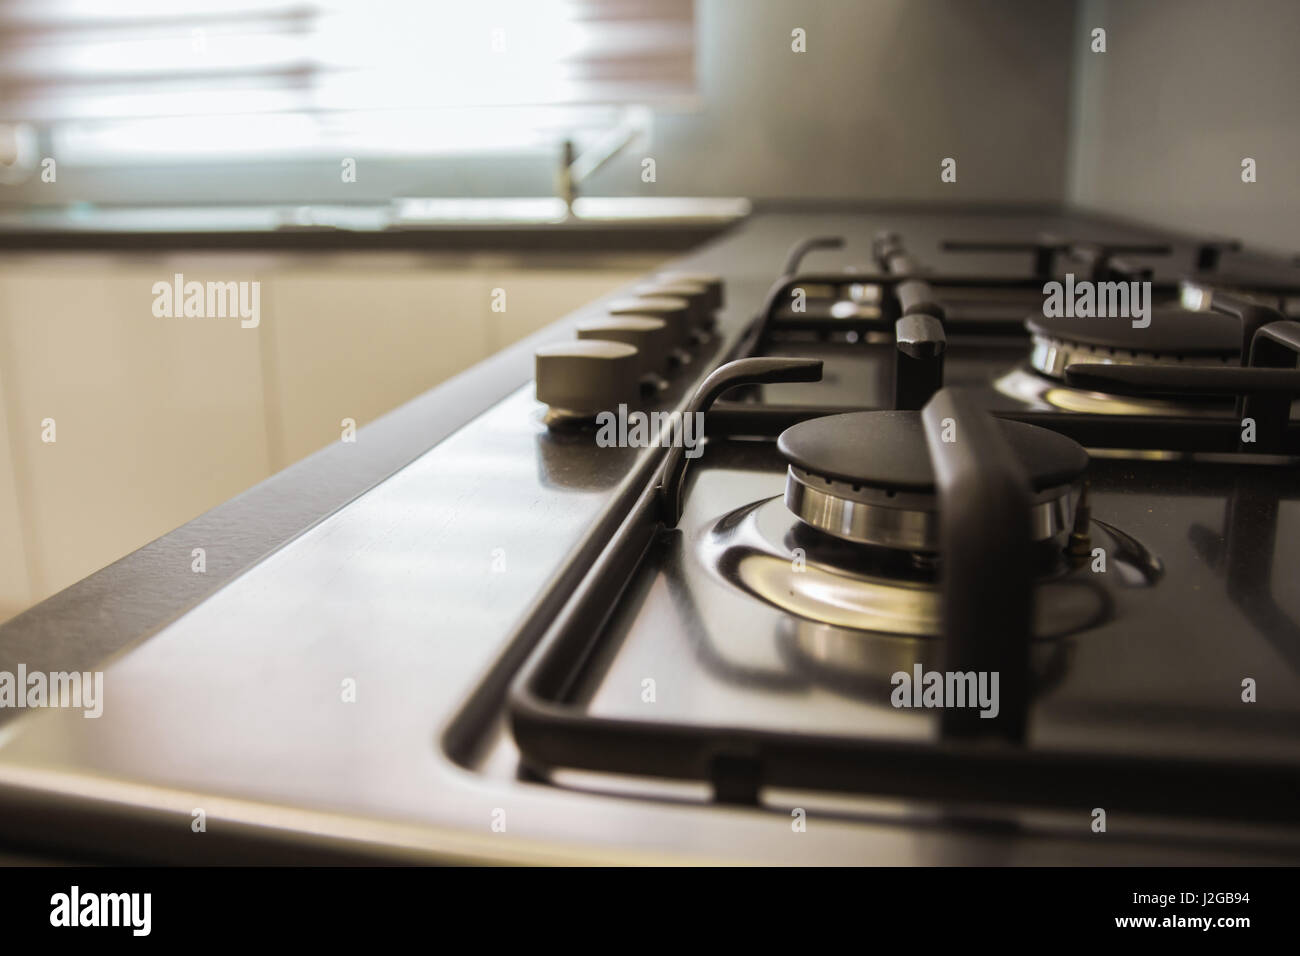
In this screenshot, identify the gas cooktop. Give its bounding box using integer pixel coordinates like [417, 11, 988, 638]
[1, 209, 1298, 865]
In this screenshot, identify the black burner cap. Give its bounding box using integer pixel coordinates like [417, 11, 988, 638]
[1025, 307, 1239, 355]
[777, 410, 1088, 493]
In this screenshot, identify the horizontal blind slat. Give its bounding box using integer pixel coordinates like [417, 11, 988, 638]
[0, 0, 695, 122]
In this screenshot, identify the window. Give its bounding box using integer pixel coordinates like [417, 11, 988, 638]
[0, 0, 696, 169]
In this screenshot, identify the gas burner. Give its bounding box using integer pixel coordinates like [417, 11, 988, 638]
[995, 307, 1244, 416]
[778, 619, 1073, 703]
[1025, 307, 1240, 379]
[700, 497, 1160, 640]
[776, 410, 1088, 552]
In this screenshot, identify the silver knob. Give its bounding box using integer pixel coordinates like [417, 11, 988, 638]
[575, 316, 671, 377]
[631, 280, 713, 331]
[535, 340, 640, 419]
[607, 295, 692, 345]
[656, 271, 723, 311]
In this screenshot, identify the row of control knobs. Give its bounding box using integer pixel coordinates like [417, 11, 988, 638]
[535, 272, 725, 420]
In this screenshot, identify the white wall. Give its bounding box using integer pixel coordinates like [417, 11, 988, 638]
[2, 0, 1078, 208]
[589, 0, 1076, 203]
[1068, 0, 1300, 253]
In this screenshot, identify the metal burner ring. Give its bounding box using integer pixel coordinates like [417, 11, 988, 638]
[784, 465, 1075, 553]
[1029, 334, 1236, 380]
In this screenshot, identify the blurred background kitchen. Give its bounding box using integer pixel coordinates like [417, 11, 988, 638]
[1, 0, 1296, 623]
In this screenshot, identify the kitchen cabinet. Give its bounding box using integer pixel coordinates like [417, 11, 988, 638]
[0, 250, 657, 621]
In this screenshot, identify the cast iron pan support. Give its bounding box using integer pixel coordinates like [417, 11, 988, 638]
[1195, 239, 1241, 273]
[658, 357, 824, 527]
[507, 384, 1300, 819]
[781, 235, 844, 277]
[894, 279, 945, 322]
[873, 233, 943, 316]
[873, 230, 922, 274]
[941, 235, 1170, 280]
[942, 234, 1067, 278]
[894, 314, 946, 410]
[1242, 319, 1300, 453]
[1066, 242, 1160, 282]
[1064, 315, 1300, 454]
[1201, 291, 1288, 368]
[921, 388, 1035, 743]
[1189, 475, 1300, 675]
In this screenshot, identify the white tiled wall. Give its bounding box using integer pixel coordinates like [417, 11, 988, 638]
[0, 250, 658, 623]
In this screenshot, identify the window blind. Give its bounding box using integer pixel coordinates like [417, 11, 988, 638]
[0, 0, 696, 160]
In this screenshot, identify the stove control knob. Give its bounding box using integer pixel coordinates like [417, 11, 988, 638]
[656, 272, 724, 311]
[607, 296, 693, 345]
[576, 316, 671, 377]
[535, 340, 640, 419]
[632, 280, 714, 330]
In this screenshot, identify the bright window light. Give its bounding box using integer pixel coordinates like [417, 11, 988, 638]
[0, 0, 697, 162]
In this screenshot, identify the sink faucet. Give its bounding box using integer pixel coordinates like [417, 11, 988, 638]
[555, 107, 651, 219]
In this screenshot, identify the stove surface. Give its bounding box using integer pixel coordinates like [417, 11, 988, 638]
[568, 445, 1300, 765]
[2, 208, 1297, 865]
